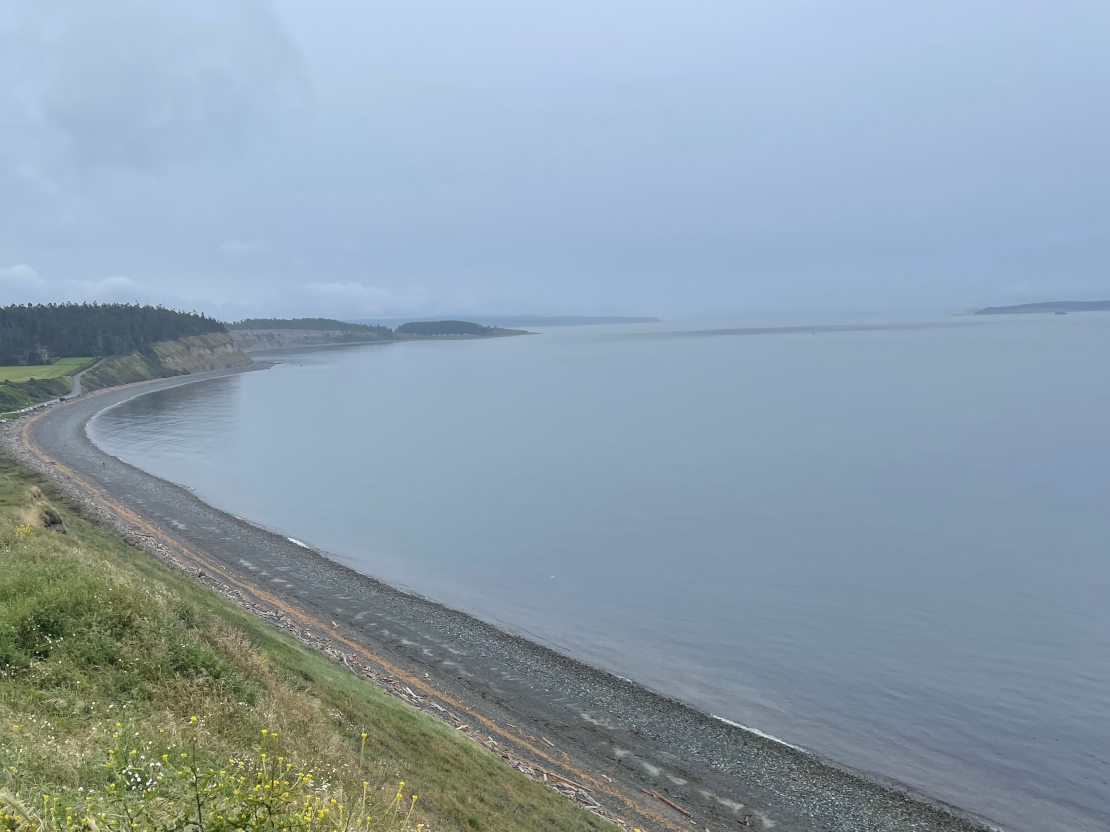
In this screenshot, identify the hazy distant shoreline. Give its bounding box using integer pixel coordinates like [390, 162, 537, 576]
[976, 300, 1110, 315]
[229, 321, 529, 353]
[352, 315, 661, 328]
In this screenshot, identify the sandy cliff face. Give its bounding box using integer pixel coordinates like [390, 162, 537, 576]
[151, 332, 253, 373]
[229, 329, 391, 352]
[82, 332, 252, 393]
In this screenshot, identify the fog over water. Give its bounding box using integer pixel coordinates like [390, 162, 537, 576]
[91, 316, 1110, 832]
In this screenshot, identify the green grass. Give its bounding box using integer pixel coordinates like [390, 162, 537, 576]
[0, 359, 95, 384]
[0, 455, 613, 832]
[0, 379, 71, 413]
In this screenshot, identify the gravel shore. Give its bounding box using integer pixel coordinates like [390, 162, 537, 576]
[5, 366, 1004, 832]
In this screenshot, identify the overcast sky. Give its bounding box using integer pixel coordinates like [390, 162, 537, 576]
[1, 1, 1107, 320]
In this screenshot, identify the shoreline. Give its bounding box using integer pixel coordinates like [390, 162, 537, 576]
[4, 366, 1002, 832]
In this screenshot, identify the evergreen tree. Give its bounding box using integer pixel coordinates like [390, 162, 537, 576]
[0, 303, 226, 364]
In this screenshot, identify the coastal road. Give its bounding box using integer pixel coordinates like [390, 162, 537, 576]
[65, 357, 103, 398]
[12, 366, 999, 832]
[63, 357, 106, 399]
[8, 357, 105, 414]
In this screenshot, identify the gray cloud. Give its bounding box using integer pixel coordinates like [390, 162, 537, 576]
[0, 264, 140, 304]
[1, 1, 1108, 319]
[1, 0, 307, 175]
[0, 263, 43, 282]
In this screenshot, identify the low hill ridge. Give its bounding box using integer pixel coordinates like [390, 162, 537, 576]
[397, 320, 521, 337]
[229, 317, 392, 334]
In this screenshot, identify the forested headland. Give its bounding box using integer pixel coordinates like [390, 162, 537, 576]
[0, 303, 225, 364]
[0, 304, 250, 410]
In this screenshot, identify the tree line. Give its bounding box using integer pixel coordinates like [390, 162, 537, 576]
[396, 320, 494, 336]
[0, 303, 226, 364]
[229, 317, 394, 336]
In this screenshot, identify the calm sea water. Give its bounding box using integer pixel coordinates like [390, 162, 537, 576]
[90, 316, 1110, 832]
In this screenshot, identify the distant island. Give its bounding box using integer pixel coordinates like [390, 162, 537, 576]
[976, 300, 1110, 315]
[354, 315, 660, 328]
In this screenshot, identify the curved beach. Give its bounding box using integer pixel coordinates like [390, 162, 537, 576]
[5, 366, 1000, 832]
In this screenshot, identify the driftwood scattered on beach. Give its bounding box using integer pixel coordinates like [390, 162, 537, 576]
[642, 789, 692, 817]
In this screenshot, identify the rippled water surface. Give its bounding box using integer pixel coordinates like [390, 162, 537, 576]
[90, 316, 1110, 832]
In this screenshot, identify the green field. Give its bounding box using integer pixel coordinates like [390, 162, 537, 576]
[0, 453, 611, 832]
[0, 357, 95, 383]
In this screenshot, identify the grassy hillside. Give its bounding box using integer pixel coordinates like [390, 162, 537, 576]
[0, 453, 611, 832]
[78, 352, 165, 391]
[0, 360, 95, 414]
[0, 379, 71, 414]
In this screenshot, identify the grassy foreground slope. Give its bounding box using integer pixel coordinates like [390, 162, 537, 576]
[0, 453, 611, 832]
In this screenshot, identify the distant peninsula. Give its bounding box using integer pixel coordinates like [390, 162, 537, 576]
[976, 300, 1110, 315]
[227, 317, 394, 351]
[228, 317, 526, 352]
